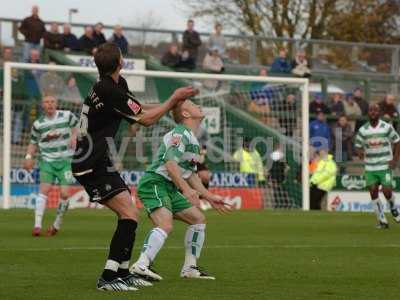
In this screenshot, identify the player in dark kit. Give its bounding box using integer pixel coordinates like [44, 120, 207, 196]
[72, 42, 197, 291]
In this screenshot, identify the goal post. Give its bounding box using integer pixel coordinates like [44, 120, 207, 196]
[2, 62, 309, 210]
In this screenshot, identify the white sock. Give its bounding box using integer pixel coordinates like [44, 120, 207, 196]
[119, 261, 129, 270]
[104, 259, 119, 272]
[386, 194, 396, 210]
[372, 198, 388, 223]
[137, 227, 168, 266]
[53, 198, 69, 230]
[34, 194, 47, 228]
[183, 224, 206, 269]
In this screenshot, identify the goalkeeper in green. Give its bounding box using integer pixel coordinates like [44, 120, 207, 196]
[355, 104, 400, 228]
[130, 99, 231, 280]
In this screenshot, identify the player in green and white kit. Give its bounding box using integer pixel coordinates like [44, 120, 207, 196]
[355, 104, 400, 228]
[23, 95, 78, 236]
[131, 100, 231, 281]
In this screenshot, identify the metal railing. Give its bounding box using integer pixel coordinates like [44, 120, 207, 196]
[1, 17, 399, 78]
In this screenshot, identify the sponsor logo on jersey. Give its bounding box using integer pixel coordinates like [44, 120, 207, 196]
[127, 99, 141, 115]
[368, 138, 384, 148]
[43, 130, 61, 141]
[171, 134, 183, 146]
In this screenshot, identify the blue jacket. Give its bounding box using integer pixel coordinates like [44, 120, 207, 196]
[310, 119, 331, 150]
[270, 58, 292, 74]
[110, 34, 129, 54]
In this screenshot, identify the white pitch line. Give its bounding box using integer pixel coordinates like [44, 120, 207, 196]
[1, 244, 400, 252]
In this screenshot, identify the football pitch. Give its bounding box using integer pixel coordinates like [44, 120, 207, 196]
[0, 209, 399, 300]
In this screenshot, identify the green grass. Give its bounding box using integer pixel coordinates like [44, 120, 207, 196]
[0, 209, 399, 300]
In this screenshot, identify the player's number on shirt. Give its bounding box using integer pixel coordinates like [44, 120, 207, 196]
[78, 104, 89, 137]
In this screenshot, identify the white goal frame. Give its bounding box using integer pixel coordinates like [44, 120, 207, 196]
[2, 62, 309, 210]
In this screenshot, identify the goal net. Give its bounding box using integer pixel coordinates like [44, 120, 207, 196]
[1, 62, 309, 210]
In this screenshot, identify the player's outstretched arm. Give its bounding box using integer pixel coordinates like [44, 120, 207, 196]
[187, 173, 232, 214]
[136, 86, 198, 127]
[140, 103, 160, 110]
[23, 143, 37, 171]
[165, 160, 200, 206]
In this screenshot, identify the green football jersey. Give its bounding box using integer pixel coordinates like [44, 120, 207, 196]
[354, 119, 400, 171]
[30, 110, 78, 162]
[147, 124, 201, 181]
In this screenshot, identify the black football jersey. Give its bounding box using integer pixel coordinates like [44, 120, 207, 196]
[72, 75, 143, 174]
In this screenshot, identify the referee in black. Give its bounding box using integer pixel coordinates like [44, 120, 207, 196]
[72, 42, 197, 291]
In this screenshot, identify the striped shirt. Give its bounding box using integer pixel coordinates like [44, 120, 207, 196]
[354, 120, 400, 171]
[30, 110, 78, 162]
[147, 124, 200, 181]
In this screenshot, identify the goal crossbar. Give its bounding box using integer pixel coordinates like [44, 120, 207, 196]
[2, 62, 309, 210]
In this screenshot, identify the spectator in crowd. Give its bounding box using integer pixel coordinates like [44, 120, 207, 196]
[161, 43, 182, 69]
[309, 94, 330, 115]
[269, 143, 290, 208]
[61, 75, 81, 104]
[343, 93, 362, 130]
[332, 115, 354, 173]
[19, 5, 46, 61]
[291, 49, 311, 78]
[329, 92, 345, 116]
[270, 48, 292, 74]
[379, 94, 399, 130]
[379, 94, 399, 120]
[248, 68, 271, 123]
[182, 19, 202, 69]
[27, 48, 41, 64]
[44, 22, 63, 50]
[0, 47, 13, 67]
[25, 48, 42, 134]
[93, 22, 106, 47]
[208, 23, 226, 58]
[278, 94, 298, 137]
[26, 48, 43, 79]
[259, 68, 268, 76]
[233, 137, 266, 185]
[248, 93, 271, 124]
[78, 26, 97, 55]
[310, 149, 337, 210]
[353, 87, 369, 115]
[62, 23, 79, 51]
[202, 47, 224, 89]
[109, 25, 129, 55]
[202, 47, 224, 73]
[353, 87, 369, 130]
[1, 47, 22, 144]
[310, 111, 331, 151]
[251, 68, 268, 91]
[39, 61, 66, 97]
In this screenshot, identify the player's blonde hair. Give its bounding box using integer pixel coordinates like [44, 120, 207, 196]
[171, 102, 185, 123]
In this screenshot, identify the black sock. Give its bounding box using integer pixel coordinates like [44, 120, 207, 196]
[117, 268, 130, 278]
[102, 219, 137, 280]
[102, 269, 118, 281]
[118, 226, 136, 277]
